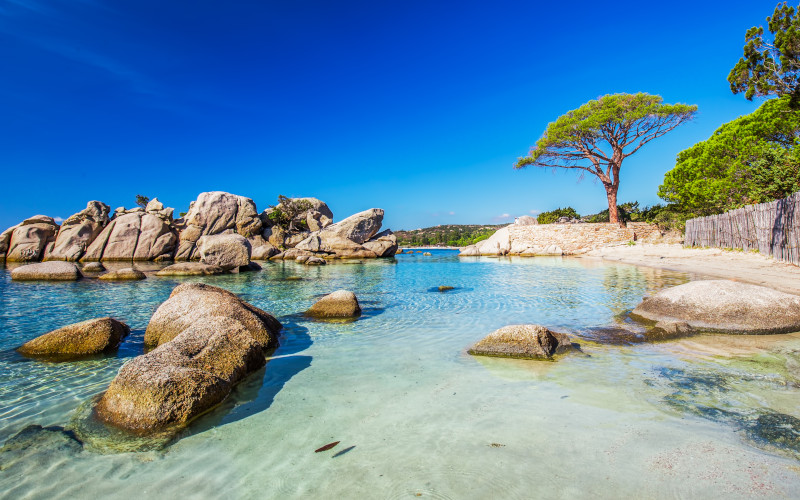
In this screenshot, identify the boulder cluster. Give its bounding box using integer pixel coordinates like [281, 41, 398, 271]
[0, 192, 398, 267]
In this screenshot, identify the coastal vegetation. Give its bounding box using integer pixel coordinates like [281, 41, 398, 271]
[515, 93, 697, 223]
[659, 2, 800, 220]
[395, 224, 503, 247]
[659, 96, 800, 215]
[728, 1, 800, 105]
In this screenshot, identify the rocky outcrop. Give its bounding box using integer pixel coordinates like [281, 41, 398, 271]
[46, 201, 110, 262]
[175, 192, 261, 260]
[363, 229, 399, 257]
[81, 262, 105, 273]
[4, 216, 60, 262]
[98, 268, 146, 280]
[11, 262, 82, 281]
[17, 317, 129, 360]
[460, 227, 511, 256]
[95, 283, 281, 432]
[2, 193, 398, 263]
[468, 324, 572, 359]
[154, 262, 225, 276]
[83, 205, 177, 262]
[306, 290, 362, 319]
[631, 280, 800, 334]
[198, 233, 251, 271]
[514, 215, 538, 226]
[293, 208, 396, 259]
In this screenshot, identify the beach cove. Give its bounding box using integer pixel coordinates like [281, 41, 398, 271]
[2, 250, 800, 499]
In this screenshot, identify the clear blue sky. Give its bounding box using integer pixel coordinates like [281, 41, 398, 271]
[0, 0, 780, 231]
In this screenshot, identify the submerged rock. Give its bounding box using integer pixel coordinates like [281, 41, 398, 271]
[0, 425, 83, 470]
[95, 283, 281, 433]
[468, 324, 572, 360]
[631, 280, 800, 334]
[306, 290, 361, 319]
[306, 256, 326, 265]
[98, 268, 146, 281]
[17, 317, 129, 360]
[154, 262, 225, 276]
[81, 262, 105, 273]
[11, 261, 82, 281]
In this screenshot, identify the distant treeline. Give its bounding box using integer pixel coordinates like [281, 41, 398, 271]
[396, 224, 504, 247]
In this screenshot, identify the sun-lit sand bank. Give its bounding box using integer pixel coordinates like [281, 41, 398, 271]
[584, 243, 800, 295]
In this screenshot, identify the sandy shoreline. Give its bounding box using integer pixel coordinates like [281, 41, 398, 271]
[581, 243, 800, 295]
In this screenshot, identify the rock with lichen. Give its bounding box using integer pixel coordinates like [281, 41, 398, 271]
[17, 317, 129, 360]
[94, 283, 282, 433]
[468, 324, 572, 360]
[306, 290, 361, 318]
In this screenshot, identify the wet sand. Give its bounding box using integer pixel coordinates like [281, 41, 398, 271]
[583, 243, 800, 295]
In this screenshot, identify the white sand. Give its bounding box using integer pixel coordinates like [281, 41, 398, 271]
[582, 243, 800, 295]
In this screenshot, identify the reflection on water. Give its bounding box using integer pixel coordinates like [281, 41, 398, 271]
[1, 250, 799, 498]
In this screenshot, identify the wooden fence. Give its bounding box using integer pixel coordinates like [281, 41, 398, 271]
[684, 191, 800, 265]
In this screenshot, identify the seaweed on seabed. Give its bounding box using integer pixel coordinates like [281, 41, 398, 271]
[745, 411, 800, 458]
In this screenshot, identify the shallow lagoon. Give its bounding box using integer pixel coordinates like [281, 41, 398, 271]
[1, 250, 800, 498]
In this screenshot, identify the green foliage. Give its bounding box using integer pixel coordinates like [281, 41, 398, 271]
[637, 204, 693, 231]
[728, 2, 800, 103]
[658, 96, 800, 215]
[135, 194, 150, 208]
[268, 195, 314, 231]
[395, 225, 503, 247]
[515, 93, 697, 222]
[537, 207, 580, 224]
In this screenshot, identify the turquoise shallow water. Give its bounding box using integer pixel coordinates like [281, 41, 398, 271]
[1, 250, 800, 498]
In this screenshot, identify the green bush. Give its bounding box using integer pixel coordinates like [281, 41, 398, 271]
[537, 207, 580, 224]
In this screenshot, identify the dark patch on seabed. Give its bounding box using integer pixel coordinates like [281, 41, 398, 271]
[648, 364, 800, 459]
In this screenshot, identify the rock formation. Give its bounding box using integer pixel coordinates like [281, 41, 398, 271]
[17, 317, 129, 360]
[631, 280, 800, 334]
[11, 262, 82, 281]
[83, 204, 177, 262]
[468, 324, 572, 359]
[46, 201, 110, 261]
[0, 192, 397, 263]
[293, 208, 397, 259]
[5, 216, 60, 262]
[197, 233, 251, 271]
[175, 191, 262, 260]
[95, 283, 281, 432]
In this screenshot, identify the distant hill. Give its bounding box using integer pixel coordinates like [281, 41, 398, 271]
[395, 224, 505, 247]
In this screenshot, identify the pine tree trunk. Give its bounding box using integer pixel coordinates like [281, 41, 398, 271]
[605, 183, 620, 225]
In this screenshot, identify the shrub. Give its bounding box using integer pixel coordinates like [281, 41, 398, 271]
[537, 207, 580, 224]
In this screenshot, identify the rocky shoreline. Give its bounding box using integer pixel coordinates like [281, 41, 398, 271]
[0, 192, 398, 269]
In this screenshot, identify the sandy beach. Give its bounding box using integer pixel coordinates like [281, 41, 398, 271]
[583, 243, 800, 295]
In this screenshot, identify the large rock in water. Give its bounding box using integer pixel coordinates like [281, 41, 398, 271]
[197, 233, 251, 271]
[83, 209, 177, 261]
[5, 216, 60, 262]
[468, 325, 572, 359]
[294, 208, 392, 258]
[46, 201, 110, 261]
[306, 290, 362, 319]
[11, 261, 82, 281]
[175, 192, 262, 261]
[630, 280, 800, 334]
[95, 283, 281, 432]
[17, 317, 129, 360]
